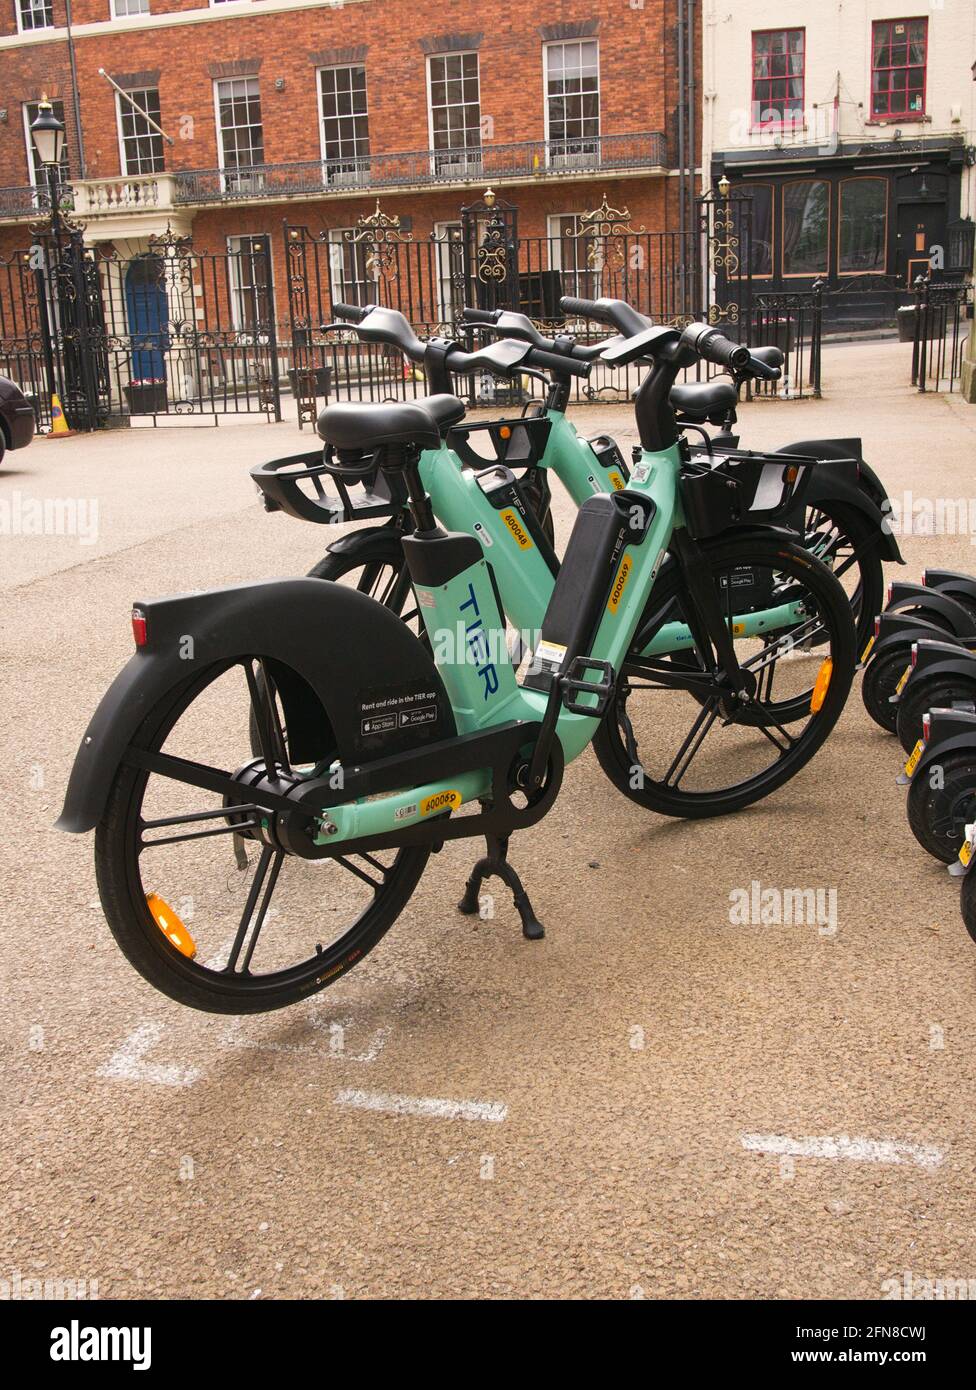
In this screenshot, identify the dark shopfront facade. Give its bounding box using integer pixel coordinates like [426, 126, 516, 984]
[714, 135, 974, 330]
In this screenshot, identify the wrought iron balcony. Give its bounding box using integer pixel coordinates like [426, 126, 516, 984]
[0, 185, 46, 219]
[172, 132, 668, 205]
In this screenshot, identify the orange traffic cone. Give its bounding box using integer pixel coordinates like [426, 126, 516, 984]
[46, 393, 74, 438]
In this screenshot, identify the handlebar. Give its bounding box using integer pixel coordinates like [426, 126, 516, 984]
[560, 295, 652, 338]
[332, 302, 370, 324]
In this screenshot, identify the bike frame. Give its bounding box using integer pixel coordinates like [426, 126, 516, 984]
[310, 441, 806, 850]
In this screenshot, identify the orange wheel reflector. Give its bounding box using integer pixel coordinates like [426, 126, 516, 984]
[146, 893, 197, 958]
[810, 657, 833, 713]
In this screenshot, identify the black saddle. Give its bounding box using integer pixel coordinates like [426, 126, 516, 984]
[669, 380, 738, 423]
[317, 394, 465, 452]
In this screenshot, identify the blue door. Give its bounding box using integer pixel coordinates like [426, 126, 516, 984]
[125, 255, 167, 382]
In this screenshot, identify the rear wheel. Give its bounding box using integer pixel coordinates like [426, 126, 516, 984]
[803, 500, 884, 656]
[906, 751, 976, 863]
[98, 656, 429, 1014]
[861, 646, 909, 732]
[896, 674, 976, 754]
[594, 535, 856, 818]
[960, 869, 976, 946]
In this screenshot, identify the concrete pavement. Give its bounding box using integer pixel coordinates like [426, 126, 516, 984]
[2, 338, 976, 1300]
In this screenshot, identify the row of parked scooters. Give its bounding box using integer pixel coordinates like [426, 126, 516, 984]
[861, 570, 976, 941]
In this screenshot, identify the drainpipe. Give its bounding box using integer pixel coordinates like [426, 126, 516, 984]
[687, 0, 696, 226]
[64, 0, 86, 177]
[677, 0, 686, 300]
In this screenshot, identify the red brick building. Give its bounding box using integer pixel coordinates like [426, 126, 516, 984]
[0, 0, 701, 419]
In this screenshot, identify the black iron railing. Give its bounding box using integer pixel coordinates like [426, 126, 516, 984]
[912, 278, 974, 394]
[172, 133, 668, 204]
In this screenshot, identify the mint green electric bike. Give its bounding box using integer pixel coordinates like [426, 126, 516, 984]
[58, 318, 855, 1013]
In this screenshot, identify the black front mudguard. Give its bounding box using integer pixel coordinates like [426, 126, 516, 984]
[776, 437, 904, 564]
[323, 518, 406, 562]
[57, 578, 455, 834]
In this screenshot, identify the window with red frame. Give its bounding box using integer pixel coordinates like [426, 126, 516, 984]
[871, 18, 927, 118]
[752, 29, 804, 129]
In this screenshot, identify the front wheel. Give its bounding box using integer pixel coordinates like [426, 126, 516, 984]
[594, 534, 856, 819]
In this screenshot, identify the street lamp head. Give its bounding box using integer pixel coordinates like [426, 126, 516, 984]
[30, 98, 66, 168]
[717, 174, 731, 198]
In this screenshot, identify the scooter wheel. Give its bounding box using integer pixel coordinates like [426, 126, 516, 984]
[896, 674, 976, 754]
[861, 647, 909, 733]
[906, 751, 976, 863]
[959, 869, 976, 946]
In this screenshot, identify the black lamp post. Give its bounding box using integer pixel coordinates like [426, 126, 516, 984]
[29, 97, 94, 430]
[30, 97, 69, 233]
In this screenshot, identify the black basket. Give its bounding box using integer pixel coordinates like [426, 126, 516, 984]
[250, 448, 406, 525]
[447, 415, 552, 472]
[679, 448, 812, 540]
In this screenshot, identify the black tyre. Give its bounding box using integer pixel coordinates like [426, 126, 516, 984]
[803, 500, 884, 656]
[97, 657, 429, 1014]
[906, 751, 976, 863]
[896, 673, 976, 755]
[960, 869, 976, 946]
[594, 534, 856, 819]
[861, 646, 910, 733]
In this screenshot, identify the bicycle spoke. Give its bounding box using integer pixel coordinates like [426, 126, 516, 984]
[258, 659, 291, 776]
[223, 845, 284, 974]
[335, 854, 388, 892]
[244, 660, 278, 774]
[663, 698, 721, 787]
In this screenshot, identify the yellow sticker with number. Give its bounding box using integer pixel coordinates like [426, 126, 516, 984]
[895, 664, 911, 696]
[608, 471, 625, 491]
[500, 508, 532, 549]
[904, 739, 923, 779]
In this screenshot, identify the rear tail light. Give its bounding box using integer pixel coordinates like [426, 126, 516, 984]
[131, 607, 148, 647]
[923, 713, 931, 742]
[875, 615, 882, 637]
[911, 642, 919, 668]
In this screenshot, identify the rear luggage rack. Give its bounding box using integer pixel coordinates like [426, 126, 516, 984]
[250, 449, 407, 525]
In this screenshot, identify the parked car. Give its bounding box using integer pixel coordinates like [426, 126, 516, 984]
[0, 376, 36, 465]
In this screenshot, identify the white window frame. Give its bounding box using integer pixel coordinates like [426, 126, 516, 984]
[547, 212, 601, 300]
[226, 234, 275, 338]
[543, 38, 600, 167]
[110, 0, 150, 18]
[213, 76, 264, 194]
[316, 63, 370, 189]
[327, 228, 371, 307]
[115, 87, 165, 177]
[433, 219, 462, 324]
[425, 50, 483, 179]
[15, 0, 54, 34]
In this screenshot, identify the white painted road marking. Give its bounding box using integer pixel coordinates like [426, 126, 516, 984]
[97, 1021, 201, 1089]
[334, 1088, 508, 1123]
[740, 1132, 946, 1171]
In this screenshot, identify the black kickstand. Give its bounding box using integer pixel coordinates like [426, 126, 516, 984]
[457, 834, 544, 940]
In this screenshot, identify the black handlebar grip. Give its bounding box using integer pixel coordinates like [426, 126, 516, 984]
[526, 346, 591, 379]
[699, 328, 751, 372]
[332, 302, 370, 324]
[560, 296, 599, 320]
[461, 307, 502, 324]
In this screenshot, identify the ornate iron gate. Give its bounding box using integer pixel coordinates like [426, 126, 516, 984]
[0, 226, 280, 430]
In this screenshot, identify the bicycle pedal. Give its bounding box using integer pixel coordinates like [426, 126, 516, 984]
[560, 656, 616, 717]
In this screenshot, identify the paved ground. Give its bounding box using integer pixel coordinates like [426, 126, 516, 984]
[2, 338, 976, 1300]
